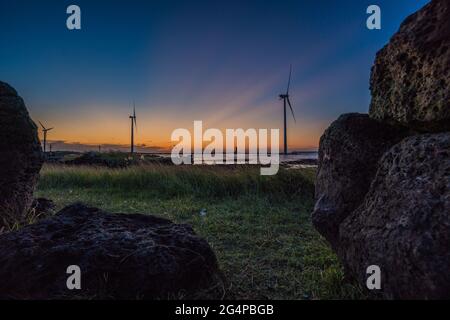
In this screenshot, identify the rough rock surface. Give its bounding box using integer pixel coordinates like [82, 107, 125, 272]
[0, 203, 223, 299]
[0, 81, 43, 225]
[369, 0, 450, 132]
[339, 133, 450, 299]
[312, 0, 450, 299]
[312, 113, 409, 245]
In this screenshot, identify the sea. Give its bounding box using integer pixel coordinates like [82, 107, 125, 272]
[153, 151, 318, 164]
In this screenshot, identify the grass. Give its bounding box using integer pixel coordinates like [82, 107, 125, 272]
[36, 163, 363, 300]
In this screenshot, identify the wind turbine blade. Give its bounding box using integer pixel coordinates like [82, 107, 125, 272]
[287, 98, 296, 123]
[47, 127, 54, 131]
[286, 64, 292, 94]
[38, 121, 46, 130]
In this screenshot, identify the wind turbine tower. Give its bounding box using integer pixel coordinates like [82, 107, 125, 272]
[278, 65, 296, 155]
[129, 102, 137, 155]
[38, 121, 54, 153]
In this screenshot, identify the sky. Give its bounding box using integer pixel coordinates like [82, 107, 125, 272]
[0, 0, 430, 152]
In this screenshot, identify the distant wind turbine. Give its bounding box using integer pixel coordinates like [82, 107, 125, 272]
[38, 121, 54, 153]
[278, 65, 296, 155]
[129, 102, 137, 154]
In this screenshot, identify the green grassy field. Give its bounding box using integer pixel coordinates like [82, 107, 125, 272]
[36, 163, 363, 299]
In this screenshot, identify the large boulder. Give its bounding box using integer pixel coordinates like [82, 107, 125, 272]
[0, 81, 43, 227]
[0, 203, 223, 299]
[369, 0, 450, 132]
[339, 133, 450, 299]
[312, 113, 409, 245]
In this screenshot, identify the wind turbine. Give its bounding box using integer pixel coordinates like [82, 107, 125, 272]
[129, 102, 137, 155]
[38, 121, 54, 153]
[278, 65, 296, 155]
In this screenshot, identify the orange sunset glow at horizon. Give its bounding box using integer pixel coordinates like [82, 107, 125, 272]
[31, 104, 324, 152]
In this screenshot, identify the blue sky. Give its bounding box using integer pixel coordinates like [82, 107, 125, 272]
[0, 0, 430, 150]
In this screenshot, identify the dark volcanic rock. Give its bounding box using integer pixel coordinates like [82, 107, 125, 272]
[369, 0, 450, 132]
[0, 203, 223, 299]
[339, 133, 450, 299]
[312, 113, 409, 245]
[0, 82, 17, 96]
[0, 81, 43, 226]
[312, 1, 450, 299]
